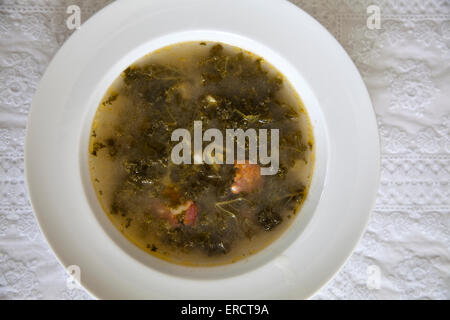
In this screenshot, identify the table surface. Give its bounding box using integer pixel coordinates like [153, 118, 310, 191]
[0, 0, 448, 299]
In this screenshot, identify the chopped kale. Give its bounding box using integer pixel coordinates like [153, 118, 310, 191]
[257, 207, 282, 231]
[102, 93, 118, 106]
[91, 142, 105, 156]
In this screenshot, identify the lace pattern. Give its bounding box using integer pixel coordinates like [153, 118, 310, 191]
[0, 0, 449, 299]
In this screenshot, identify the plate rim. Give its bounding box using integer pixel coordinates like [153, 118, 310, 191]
[25, 0, 380, 299]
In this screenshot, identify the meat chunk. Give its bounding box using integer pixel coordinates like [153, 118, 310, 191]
[231, 162, 263, 194]
[169, 200, 193, 216]
[154, 199, 198, 226]
[153, 200, 178, 226]
[183, 203, 198, 226]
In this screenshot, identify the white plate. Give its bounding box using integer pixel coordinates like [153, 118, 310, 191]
[25, 0, 380, 299]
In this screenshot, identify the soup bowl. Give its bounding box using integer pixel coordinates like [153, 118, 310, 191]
[25, 0, 379, 299]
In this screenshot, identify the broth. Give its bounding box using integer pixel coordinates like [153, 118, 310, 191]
[89, 41, 314, 266]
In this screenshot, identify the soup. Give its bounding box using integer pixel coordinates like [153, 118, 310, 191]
[89, 41, 314, 266]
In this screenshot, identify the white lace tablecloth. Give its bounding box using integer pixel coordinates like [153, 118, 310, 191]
[0, 0, 448, 300]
